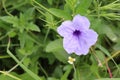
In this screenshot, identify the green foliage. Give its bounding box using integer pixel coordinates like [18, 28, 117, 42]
[96, 78, 120, 80]
[0, 0, 120, 80]
[46, 39, 69, 63]
[49, 8, 72, 20]
[61, 65, 72, 80]
[75, 0, 92, 15]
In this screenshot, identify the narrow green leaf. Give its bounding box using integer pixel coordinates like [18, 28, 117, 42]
[49, 8, 72, 20]
[0, 20, 11, 30]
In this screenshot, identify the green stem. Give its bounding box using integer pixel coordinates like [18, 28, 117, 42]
[39, 63, 48, 77]
[44, 27, 50, 43]
[8, 55, 27, 73]
[90, 47, 103, 67]
[32, 0, 54, 16]
[2, 0, 13, 16]
[96, 44, 120, 71]
[7, 38, 42, 80]
[73, 63, 77, 80]
[0, 44, 19, 47]
[0, 55, 10, 59]
[0, 71, 21, 80]
[0, 34, 8, 41]
[102, 50, 120, 65]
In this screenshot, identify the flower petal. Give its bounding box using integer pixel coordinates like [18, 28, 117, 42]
[75, 38, 90, 55]
[81, 29, 98, 47]
[57, 14, 98, 56]
[74, 29, 98, 55]
[72, 14, 90, 31]
[63, 35, 78, 54]
[57, 21, 75, 37]
[63, 35, 90, 55]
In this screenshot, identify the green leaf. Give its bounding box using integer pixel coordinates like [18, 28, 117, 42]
[0, 16, 19, 29]
[0, 16, 18, 25]
[49, 8, 72, 20]
[75, 0, 92, 14]
[65, 0, 77, 11]
[27, 23, 40, 32]
[113, 40, 120, 50]
[8, 31, 17, 38]
[112, 65, 120, 77]
[95, 50, 105, 62]
[104, 26, 117, 42]
[24, 7, 35, 21]
[52, 66, 63, 78]
[0, 20, 11, 30]
[19, 73, 45, 80]
[23, 58, 31, 67]
[90, 64, 99, 76]
[64, 4, 72, 15]
[18, 40, 36, 55]
[39, 52, 55, 65]
[45, 12, 57, 30]
[18, 33, 26, 48]
[46, 39, 63, 52]
[19, 73, 34, 80]
[47, 77, 59, 80]
[46, 39, 69, 63]
[61, 65, 72, 80]
[47, 0, 53, 5]
[91, 18, 117, 43]
[18, 32, 37, 55]
[78, 64, 97, 80]
[7, 41, 43, 80]
[53, 50, 68, 63]
[45, 12, 54, 22]
[90, 18, 105, 34]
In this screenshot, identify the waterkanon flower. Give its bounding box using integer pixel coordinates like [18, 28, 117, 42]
[57, 14, 98, 55]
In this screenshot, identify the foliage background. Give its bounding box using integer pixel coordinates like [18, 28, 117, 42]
[0, 0, 120, 80]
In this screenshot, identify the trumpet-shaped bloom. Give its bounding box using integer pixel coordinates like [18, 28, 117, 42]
[57, 14, 98, 55]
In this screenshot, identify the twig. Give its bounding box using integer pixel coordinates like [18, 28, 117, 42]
[105, 58, 113, 78]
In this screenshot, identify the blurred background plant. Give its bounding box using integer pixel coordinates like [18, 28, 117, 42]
[0, 0, 120, 80]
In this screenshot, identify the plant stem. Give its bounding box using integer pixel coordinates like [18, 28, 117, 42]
[7, 38, 42, 80]
[105, 59, 113, 78]
[0, 71, 21, 80]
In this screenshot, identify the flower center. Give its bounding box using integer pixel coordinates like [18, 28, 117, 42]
[73, 30, 81, 36]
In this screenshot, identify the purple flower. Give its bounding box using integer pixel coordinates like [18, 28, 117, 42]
[57, 14, 98, 55]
